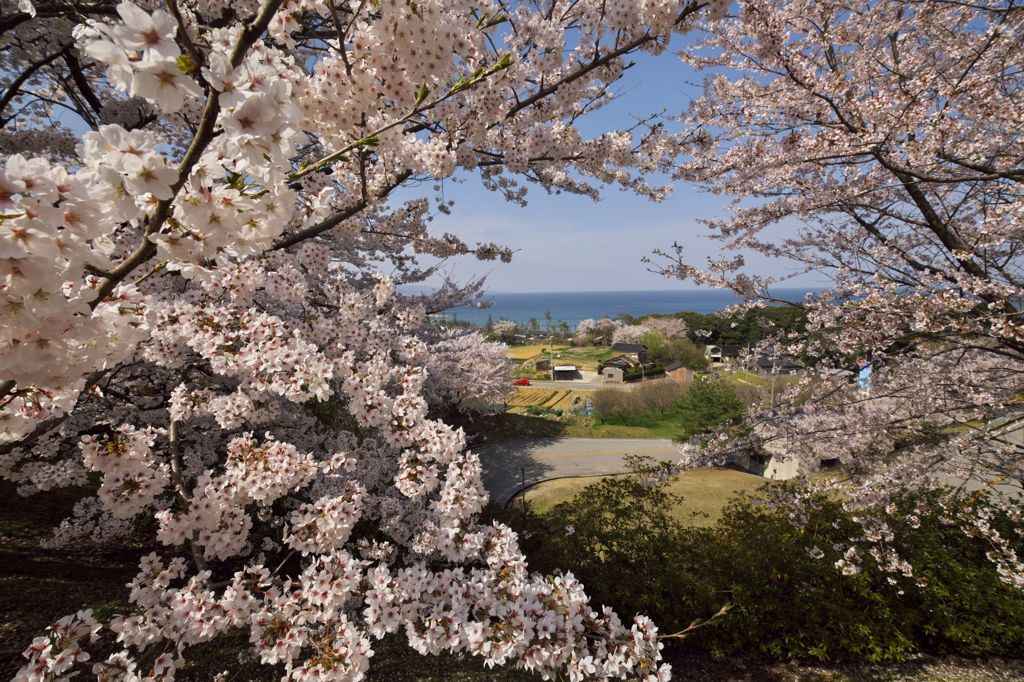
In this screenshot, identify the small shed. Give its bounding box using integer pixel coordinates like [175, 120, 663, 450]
[553, 364, 579, 381]
[665, 362, 694, 384]
[602, 366, 624, 383]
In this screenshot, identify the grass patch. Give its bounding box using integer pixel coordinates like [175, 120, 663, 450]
[519, 468, 765, 527]
[549, 346, 616, 370]
[461, 411, 677, 444]
[724, 369, 772, 387]
[571, 419, 681, 439]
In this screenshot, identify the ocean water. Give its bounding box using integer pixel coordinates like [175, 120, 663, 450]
[435, 288, 817, 329]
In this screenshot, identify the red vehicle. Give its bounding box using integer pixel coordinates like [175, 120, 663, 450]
[513, 379, 531, 386]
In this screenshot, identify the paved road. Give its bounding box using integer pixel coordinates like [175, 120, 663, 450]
[476, 438, 680, 505]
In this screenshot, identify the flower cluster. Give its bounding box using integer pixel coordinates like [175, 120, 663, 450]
[81, 426, 170, 519]
[662, 0, 1024, 589]
[15, 610, 101, 682]
[2, 0, 736, 679]
[79, 2, 200, 113]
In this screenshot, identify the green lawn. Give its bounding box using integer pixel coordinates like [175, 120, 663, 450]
[518, 468, 766, 527]
[568, 420, 680, 439]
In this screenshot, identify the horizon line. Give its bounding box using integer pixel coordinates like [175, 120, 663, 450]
[402, 285, 826, 296]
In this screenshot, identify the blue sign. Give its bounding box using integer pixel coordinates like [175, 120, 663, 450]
[857, 359, 872, 390]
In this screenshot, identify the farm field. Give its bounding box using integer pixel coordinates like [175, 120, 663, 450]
[507, 387, 592, 412]
[549, 346, 616, 370]
[506, 343, 571, 360]
[507, 344, 617, 376]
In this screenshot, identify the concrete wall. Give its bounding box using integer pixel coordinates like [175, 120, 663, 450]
[754, 425, 821, 480]
[603, 367, 624, 383]
[764, 454, 814, 480]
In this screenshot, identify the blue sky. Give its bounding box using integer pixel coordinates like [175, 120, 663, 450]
[400, 48, 822, 293]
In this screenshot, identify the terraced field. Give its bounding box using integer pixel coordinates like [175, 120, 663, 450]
[508, 387, 592, 411]
[508, 388, 559, 407]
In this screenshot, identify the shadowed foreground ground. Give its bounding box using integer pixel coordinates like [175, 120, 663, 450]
[3, 481, 1023, 681]
[477, 437, 682, 505]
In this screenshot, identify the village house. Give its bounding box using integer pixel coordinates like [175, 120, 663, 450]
[752, 355, 804, 375]
[598, 354, 641, 383]
[610, 342, 648, 363]
[705, 344, 742, 364]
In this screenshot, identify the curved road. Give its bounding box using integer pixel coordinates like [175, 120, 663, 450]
[476, 438, 680, 506]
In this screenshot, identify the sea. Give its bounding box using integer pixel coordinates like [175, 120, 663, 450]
[433, 288, 818, 329]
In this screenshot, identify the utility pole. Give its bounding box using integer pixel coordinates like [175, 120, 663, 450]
[549, 335, 554, 381]
[770, 353, 778, 408]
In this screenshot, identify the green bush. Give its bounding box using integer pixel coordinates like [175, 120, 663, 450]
[591, 382, 686, 430]
[639, 330, 709, 370]
[673, 379, 744, 436]
[591, 379, 743, 436]
[514, 461, 1024, 663]
[622, 364, 665, 382]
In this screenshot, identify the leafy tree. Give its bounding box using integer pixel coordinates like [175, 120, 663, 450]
[639, 330, 708, 370]
[671, 307, 807, 346]
[674, 380, 744, 437]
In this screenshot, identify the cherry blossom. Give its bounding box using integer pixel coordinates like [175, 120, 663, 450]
[0, 0, 731, 678]
[661, 0, 1024, 588]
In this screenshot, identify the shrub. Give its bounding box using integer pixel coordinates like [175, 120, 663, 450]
[515, 461, 1024, 663]
[592, 379, 742, 436]
[523, 457, 698, 624]
[622, 364, 665, 382]
[674, 379, 744, 436]
[592, 382, 686, 425]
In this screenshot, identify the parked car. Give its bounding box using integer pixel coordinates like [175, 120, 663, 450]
[513, 379, 531, 386]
